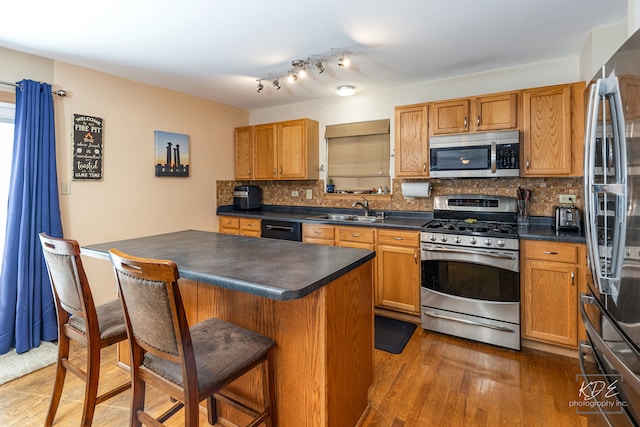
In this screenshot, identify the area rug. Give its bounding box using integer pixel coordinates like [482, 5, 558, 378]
[0, 341, 58, 385]
[374, 315, 417, 354]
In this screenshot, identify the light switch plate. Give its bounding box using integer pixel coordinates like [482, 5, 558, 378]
[306, 189, 313, 199]
[291, 190, 299, 197]
[61, 181, 71, 195]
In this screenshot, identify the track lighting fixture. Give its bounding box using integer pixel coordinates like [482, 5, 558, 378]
[256, 48, 352, 94]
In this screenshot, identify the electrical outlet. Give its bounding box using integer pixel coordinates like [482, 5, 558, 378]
[306, 189, 313, 199]
[559, 194, 576, 204]
[291, 190, 299, 197]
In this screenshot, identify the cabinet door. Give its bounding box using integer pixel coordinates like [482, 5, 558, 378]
[522, 259, 577, 346]
[472, 93, 517, 131]
[377, 244, 420, 314]
[254, 123, 278, 179]
[219, 216, 240, 235]
[394, 104, 429, 177]
[430, 99, 470, 135]
[240, 218, 261, 237]
[234, 126, 253, 180]
[522, 85, 572, 176]
[278, 120, 307, 179]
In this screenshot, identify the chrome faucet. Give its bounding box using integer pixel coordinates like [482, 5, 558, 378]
[352, 197, 369, 217]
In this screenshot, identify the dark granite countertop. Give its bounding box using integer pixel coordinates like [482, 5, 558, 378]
[81, 229, 375, 301]
[516, 216, 586, 243]
[217, 205, 586, 243]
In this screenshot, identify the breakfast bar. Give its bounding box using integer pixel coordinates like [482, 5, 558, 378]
[81, 229, 376, 427]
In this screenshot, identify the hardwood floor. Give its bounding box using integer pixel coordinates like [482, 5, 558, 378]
[0, 325, 595, 426]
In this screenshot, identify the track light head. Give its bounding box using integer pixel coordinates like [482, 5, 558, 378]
[337, 55, 350, 67]
[256, 80, 264, 93]
[315, 61, 325, 73]
[287, 72, 297, 83]
[273, 79, 281, 90]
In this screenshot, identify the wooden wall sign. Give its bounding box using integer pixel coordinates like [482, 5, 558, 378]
[72, 114, 103, 180]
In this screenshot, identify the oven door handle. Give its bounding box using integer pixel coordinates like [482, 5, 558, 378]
[423, 246, 517, 260]
[423, 310, 516, 333]
[265, 224, 295, 232]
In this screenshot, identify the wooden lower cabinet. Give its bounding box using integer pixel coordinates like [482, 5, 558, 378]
[521, 240, 587, 348]
[218, 216, 261, 237]
[302, 223, 335, 245]
[377, 229, 420, 314]
[303, 223, 421, 315]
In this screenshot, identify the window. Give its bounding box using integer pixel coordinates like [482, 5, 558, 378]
[0, 101, 15, 263]
[326, 119, 390, 193]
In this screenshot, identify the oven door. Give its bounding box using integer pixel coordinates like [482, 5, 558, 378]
[421, 243, 519, 302]
[580, 291, 640, 425]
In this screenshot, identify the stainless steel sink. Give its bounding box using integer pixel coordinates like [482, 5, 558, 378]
[306, 214, 381, 223]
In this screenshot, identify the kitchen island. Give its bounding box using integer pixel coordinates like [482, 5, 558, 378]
[82, 229, 376, 427]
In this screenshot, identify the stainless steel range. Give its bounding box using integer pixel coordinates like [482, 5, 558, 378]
[420, 194, 520, 350]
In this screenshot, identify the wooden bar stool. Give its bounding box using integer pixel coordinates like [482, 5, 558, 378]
[109, 248, 276, 427]
[39, 233, 131, 426]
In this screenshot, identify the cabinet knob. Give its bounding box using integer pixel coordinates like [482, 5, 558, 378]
[526, 159, 530, 170]
[571, 271, 575, 286]
[273, 168, 276, 176]
[464, 117, 468, 128]
[477, 115, 480, 126]
[423, 163, 427, 172]
[543, 251, 558, 255]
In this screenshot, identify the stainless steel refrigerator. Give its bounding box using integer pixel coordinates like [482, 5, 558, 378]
[582, 28, 640, 426]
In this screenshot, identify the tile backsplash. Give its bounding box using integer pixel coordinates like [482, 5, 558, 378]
[217, 177, 583, 217]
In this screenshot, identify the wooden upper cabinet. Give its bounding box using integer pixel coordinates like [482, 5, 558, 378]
[234, 118, 319, 180]
[472, 93, 518, 131]
[278, 119, 319, 180]
[522, 84, 583, 176]
[430, 99, 470, 135]
[234, 126, 253, 180]
[253, 123, 278, 179]
[430, 92, 518, 135]
[394, 104, 429, 177]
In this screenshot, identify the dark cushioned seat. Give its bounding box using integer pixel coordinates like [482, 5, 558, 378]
[39, 233, 130, 427]
[109, 248, 276, 427]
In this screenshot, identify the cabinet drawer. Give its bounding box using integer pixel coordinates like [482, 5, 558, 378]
[303, 224, 335, 240]
[220, 216, 239, 229]
[523, 240, 578, 264]
[337, 226, 375, 244]
[240, 218, 261, 232]
[377, 229, 419, 247]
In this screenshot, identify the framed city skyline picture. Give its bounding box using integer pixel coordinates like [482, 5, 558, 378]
[154, 130, 190, 177]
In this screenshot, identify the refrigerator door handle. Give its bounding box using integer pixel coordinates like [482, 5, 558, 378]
[584, 80, 607, 294]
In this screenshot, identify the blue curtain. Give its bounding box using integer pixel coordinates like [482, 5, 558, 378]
[0, 80, 62, 354]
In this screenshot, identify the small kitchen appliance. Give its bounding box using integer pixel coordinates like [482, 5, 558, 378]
[554, 205, 581, 231]
[233, 185, 262, 210]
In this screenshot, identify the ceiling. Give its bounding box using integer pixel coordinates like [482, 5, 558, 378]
[0, 0, 628, 110]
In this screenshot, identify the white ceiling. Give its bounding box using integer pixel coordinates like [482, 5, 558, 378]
[0, 0, 628, 110]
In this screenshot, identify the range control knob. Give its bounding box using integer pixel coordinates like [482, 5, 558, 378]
[454, 236, 462, 244]
[430, 234, 437, 242]
[469, 237, 477, 245]
[497, 240, 506, 247]
[440, 235, 448, 242]
[484, 239, 492, 246]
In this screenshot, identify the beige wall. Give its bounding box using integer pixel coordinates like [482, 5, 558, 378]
[1, 50, 248, 304]
[52, 63, 247, 303]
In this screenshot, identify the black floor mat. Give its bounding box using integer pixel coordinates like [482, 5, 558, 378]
[374, 315, 417, 354]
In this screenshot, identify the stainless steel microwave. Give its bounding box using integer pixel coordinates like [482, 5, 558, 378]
[429, 130, 520, 178]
